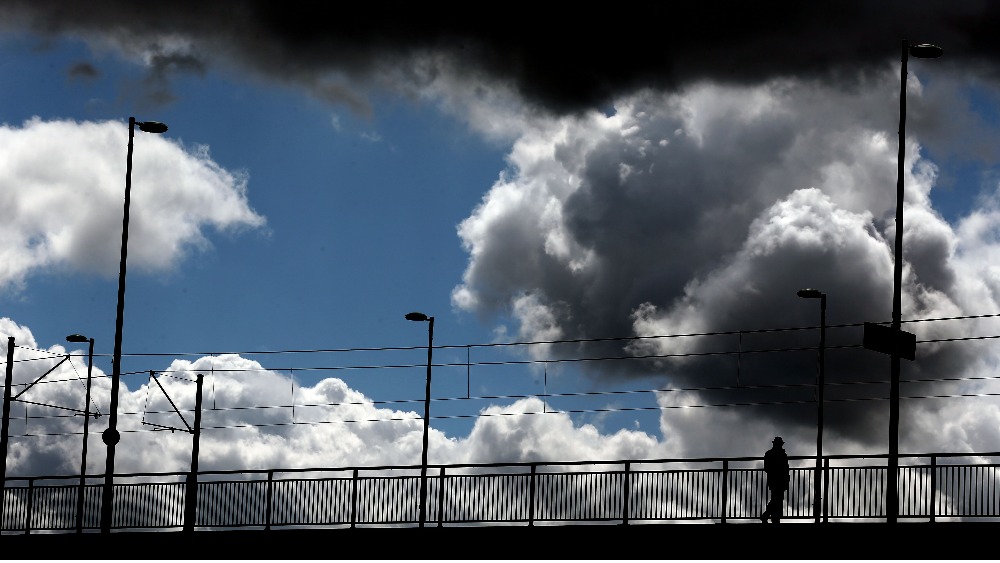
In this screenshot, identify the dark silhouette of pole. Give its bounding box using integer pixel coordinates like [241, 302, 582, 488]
[184, 374, 204, 533]
[797, 289, 825, 523]
[405, 311, 434, 527]
[101, 117, 168, 533]
[890, 40, 941, 524]
[66, 334, 95, 533]
[1, 336, 13, 520]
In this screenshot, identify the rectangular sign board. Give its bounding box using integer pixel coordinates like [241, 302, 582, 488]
[863, 322, 916, 361]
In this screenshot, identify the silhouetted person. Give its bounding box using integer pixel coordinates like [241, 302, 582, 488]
[760, 436, 789, 523]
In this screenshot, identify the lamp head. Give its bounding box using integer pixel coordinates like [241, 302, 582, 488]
[796, 288, 825, 299]
[909, 43, 943, 58]
[65, 334, 90, 343]
[405, 312, 430, 322]
[136, 121, 169, 134]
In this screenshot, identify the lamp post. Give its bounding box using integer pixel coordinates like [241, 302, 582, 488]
[183, 373, 205, 533]
[797, 289, 826, 524]
[405, 311, 434, 527]
[100, 117, 168, 533]
[66, 334, 95, 533]
[889, 40, 941, 524]
[1, 336, 13, 520]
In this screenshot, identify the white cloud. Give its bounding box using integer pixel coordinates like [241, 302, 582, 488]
[0, 118, 265, 293]
[450, 72, 1000, 458]
[454, 397, 661, 464]
[1, 321, 662, 477]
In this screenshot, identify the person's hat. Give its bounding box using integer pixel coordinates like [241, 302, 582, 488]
[772, 436, 784, 445]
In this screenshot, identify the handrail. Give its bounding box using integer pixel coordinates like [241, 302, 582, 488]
[10, 450, 999, 483]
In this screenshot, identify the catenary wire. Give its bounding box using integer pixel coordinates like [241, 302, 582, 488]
[6, 314, 1000, 437]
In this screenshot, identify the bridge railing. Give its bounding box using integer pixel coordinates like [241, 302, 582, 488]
[3, 452, 999, 533]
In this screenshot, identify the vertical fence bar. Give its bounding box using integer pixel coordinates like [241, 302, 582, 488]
[927, 455, 937, 522]
[976, 463, 983, 517]
[966, 467, 983, 516]
[528, 464, 537, 527]
[721, 460, 728, 524]
[23, 478, 34, 535]
[622, 462, 631, 526]
[350, 469, 359, 529]
[264, 470, 273, 531]
[822, 457, 829, 522]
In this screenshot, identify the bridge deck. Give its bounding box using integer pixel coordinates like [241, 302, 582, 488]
[2, 522, 983, 560]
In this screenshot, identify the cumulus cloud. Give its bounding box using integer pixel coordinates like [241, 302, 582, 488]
[0, 118, 265, 293]
[451, 73, 1000, 458]
[1, 323, 661, 477]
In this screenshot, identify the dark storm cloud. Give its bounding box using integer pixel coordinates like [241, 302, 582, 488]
[4, 0, 1000, 114]
[450, 73, 1000, 456]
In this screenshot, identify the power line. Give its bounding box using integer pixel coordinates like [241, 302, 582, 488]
[10, 385, 1000, 440]
[6, 314, 1000, 439]
[34, 311, 1000, 360]
[6, 311, 1000, 373]
[11, 356, 1000, 435]
[16, 363, 1000, 429]
[6, 325, 1000, 407]
[56, 332, 1000, 378]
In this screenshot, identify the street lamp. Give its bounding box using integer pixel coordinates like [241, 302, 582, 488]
[1, 336, 14, 521]
[889, 40, 941, 524]
[66, 334, 95, 533]
[101, 117, 168, 533]
[405, 311, 434, 527]
[797, 289, 826, 524]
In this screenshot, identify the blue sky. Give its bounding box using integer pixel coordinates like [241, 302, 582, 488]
[0, 35, 507, 351]
[6, 3, 1000, 480]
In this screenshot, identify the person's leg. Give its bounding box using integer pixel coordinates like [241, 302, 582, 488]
[766, 498, 779, 523]
[773, 490, 785, 523]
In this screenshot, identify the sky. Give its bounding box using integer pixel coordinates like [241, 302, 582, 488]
[6, 1, 1000, 481]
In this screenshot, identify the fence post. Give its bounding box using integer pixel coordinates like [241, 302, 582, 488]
[265, 470, 274, 531]
[350, 469, 359, 528]
[24, 477, 34, 535]
[622, 462, 631, 526]
[929, 455, 937, 523]
[823, 457, 830, 522]
[528, 464, 537, 527]
[436, 467, 446, 527]
[721, 460, 728, 524]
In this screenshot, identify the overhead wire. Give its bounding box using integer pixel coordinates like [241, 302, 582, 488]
[47, 334, 999, 378]
[13, 386, 1000, 440]
[14, 363, 998, 423]
[9, 365, 1000, 438]
[5, 311, 1000, 378]
[66, 354, 102, 418]
[6, 313, 1000, 439]
[4, 328, 1000, 401]
[52, 310, 1000, 361]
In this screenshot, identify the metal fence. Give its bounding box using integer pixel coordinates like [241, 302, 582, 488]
[3, 452, 1000, 533]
